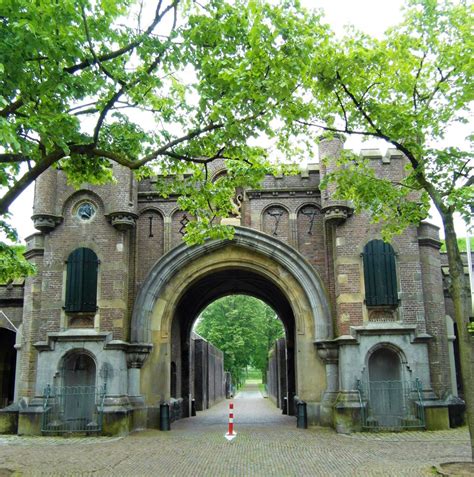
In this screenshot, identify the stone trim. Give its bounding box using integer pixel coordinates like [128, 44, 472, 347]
[131, 226, 332, 343]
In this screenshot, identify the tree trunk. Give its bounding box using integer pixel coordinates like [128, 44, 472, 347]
[441, 211, 474, 461]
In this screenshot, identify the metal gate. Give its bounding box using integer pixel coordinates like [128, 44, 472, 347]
[41, 384, 106, 434]
[356, 378, 425, 431]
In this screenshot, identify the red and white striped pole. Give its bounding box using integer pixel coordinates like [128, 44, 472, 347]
[224, 402, 237, 441]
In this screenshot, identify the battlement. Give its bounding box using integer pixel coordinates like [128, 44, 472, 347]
[138, 161, 321, 195]
[359, 147, 404, 163]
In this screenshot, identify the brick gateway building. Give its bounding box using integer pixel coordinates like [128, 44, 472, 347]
[0, 135, 466, 435]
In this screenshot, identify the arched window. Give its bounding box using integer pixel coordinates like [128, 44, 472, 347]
[362, 240, 398, 307]
[65, 248, 99, 313]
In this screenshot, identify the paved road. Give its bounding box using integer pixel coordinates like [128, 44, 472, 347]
[0, 382, 471, 476]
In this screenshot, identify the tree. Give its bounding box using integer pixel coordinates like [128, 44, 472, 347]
[195, 295, 284, 385]
[297, 0, 473, 458]
[0, 0, 325, 268]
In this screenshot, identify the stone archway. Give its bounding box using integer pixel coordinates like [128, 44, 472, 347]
[0, 327, 17, 408]
[131, 227, 332, 425]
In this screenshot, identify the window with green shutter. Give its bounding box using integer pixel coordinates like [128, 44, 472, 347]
[65, 248, 99, 313]
[362, 240, 398, 307]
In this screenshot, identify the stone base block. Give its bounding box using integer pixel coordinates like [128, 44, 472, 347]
[306, 402, 321, 426]
[18, 409, 43, 436]
[0, 406, 19, 434]
[130, 406, 147, 431]
[423, 402, 450, 430]
[334, 391, 363, 434]
[320, 392, 338, 427]
[102, 409, 131, 436]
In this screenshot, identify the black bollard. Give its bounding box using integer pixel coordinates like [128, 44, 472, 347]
[160, 403, 170, 431]
[282, 396, 288, 415]
[191, 399, 196, 417]
[296, 400, 307, 429]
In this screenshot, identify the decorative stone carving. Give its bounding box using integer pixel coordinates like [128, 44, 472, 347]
[322, 205, 353, 224]
[315, 340, 339, 364]
[369, 309, 396, 322]
[107, 212, 138, 231]
[126, 343, 153, 369]
[230, 191, 243, 219]
[32, 214, 63, 233]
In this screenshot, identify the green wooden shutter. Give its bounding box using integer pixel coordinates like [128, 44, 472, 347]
[81, 248, 98, 312]
[363, 240, 398, 307]
[65, 248, 98, 312]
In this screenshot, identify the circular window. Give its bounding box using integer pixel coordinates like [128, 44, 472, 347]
[76, 202, 96, 221]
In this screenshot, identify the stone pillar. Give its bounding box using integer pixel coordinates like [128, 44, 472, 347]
[19, 234, 44, 399]
[417, 222, 452, 398]
[289, 212, 297, 249]
[319, 134, 353, 338]
[126, 345, 152, 401]
[163, 216, 172, 253]
[13, 325, 22, 402]
[316, 341, 339, 426]
[17, 235, 46, 435]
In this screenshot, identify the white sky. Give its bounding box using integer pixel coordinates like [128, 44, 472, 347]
[7, 0, 469, 241]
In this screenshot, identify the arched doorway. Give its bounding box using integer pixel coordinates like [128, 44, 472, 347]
[131, 227, 332, 426]
[62, 352, 96, 430]
[0, 328, 17, 408]
[368, 347, 403, 427]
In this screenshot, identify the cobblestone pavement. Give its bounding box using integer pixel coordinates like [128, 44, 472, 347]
[0, 383, 471, 477]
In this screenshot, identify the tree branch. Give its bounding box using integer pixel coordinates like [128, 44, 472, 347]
[0, 99, 24, 118]
[64, 0, 178, 75]
[89, 122, 224, 168]
[334, 71, 425, 173]
[0, 154, 30, 164]
[412, 52, 427, 112]
[420, 66, 456, 108]
[91, 2, 178, 145]
[463, 175, 474, 188]
[81, 6, 126, 86]
[334, 90, 349, 129]
[0, 150, 65, 215]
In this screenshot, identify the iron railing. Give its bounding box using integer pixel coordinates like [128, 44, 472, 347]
[356, 378, 425, 431]
[41, 384, 106, 434]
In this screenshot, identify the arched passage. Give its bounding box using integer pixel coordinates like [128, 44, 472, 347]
[0, 327, 17, 408]
[172, 270, 296, 416]
[131, 227, 332, 425]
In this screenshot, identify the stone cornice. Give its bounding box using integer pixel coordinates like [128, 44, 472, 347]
[334, 325, 433, 346]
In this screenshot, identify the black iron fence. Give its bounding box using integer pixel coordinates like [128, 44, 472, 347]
[356, 378, 425, 431]
[41, 384, 106, 434]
